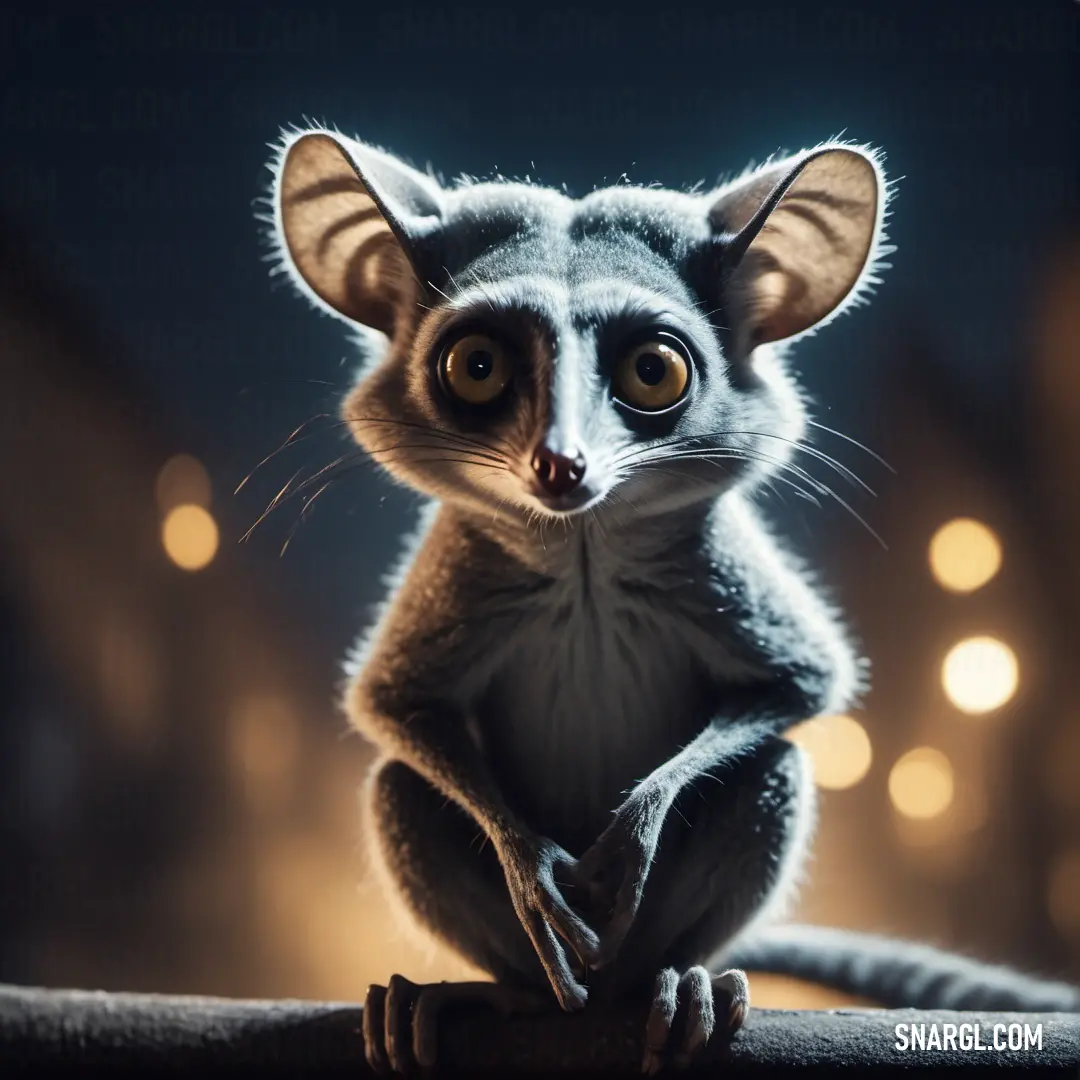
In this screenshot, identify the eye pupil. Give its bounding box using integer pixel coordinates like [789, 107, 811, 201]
[635, 351, 666, 386]
[466, 350, 494, 381]
[442, 335, 511, 405]
[614, 338, 690, 412]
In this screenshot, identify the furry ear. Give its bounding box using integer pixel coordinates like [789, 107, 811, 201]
[271, 129, 444, 335]
[707, 144, 884, 351]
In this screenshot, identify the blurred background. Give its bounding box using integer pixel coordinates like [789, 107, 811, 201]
[0, 0, 1078, 1008]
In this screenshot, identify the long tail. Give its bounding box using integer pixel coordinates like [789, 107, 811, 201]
[727, 925, 1080, 1011]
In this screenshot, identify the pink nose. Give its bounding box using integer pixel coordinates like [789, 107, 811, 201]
[531, 446, 586, 497]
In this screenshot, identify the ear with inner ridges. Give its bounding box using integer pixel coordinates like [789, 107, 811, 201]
[708, 145, 884, 352]
[271, 129, 445, 335]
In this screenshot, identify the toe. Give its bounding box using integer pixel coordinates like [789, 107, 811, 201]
[411, 987, 440, 1070]
[385, 973, 420, 1074]
[642, 967, 679, 1074]
[363, 983, 389, 1075]
[673, 966, 715, 1069]
[713, 968, 751, 1035]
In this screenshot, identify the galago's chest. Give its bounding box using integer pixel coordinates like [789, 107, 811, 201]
[467, 546, 761, 849]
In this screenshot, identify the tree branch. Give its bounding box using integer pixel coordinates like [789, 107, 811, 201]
[1, 983, 1078, 1077]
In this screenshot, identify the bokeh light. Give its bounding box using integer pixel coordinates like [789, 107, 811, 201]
[929, 518, 1002, 593]
[786, 714, 873, 790]
[161, 504, 219, 571]
[156, 454, 212, 512]
[889, 747, 955, 820]
[941, 636, 1018, 714]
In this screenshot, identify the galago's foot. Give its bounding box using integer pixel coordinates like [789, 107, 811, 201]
[363, 976, 552, 1075]
[641, 966, 750, 1074]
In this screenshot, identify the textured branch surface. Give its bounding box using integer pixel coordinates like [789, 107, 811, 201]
[1, 983, 1077, 1077]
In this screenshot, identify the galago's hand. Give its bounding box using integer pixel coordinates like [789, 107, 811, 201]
[572, 793, 665, 969]
[496, 831, 601, 1010]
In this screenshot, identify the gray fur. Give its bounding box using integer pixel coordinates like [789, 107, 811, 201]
[265, 128, 1076, 1068]
[728, 927, 1080, 1012]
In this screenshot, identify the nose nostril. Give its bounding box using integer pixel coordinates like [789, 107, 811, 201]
[531, 452, 550, 483]
[531, 446, 587, 498]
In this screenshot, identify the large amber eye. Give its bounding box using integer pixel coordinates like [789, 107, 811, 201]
[613, 339, 690, 411]
[441, 334, 512, 405]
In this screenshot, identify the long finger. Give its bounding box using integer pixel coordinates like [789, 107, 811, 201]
[594, 878, 646, 967]
[537, 882, 601, 965]
[523, 910, 588, 1012]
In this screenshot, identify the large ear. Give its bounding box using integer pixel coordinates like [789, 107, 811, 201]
[707, 144, 885, 351]
[270, 128, 445, 335]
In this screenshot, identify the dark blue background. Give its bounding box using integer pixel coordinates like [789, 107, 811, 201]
[5, 0, 1076, 658]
